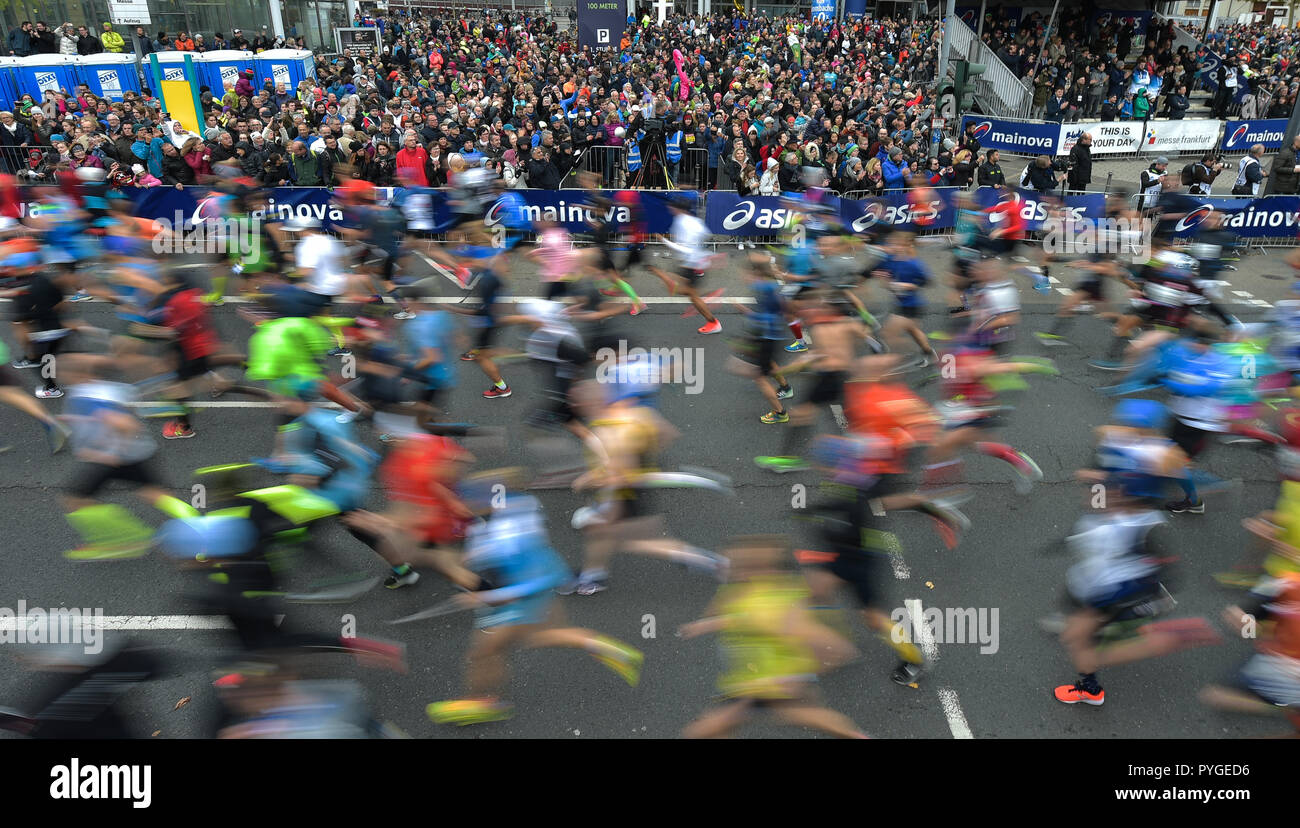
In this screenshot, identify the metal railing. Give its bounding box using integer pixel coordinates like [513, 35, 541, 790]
[677, 148, 709, 192]
[946, 15, 1031, 118]
[561, 144, 626, 188]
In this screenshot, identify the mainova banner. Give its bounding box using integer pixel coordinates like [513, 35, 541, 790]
[1139, 119, 1224, 154]
[961, 115, 1060, 154]
[1222, 119, 1288, 151]
[1170, 196, 1300, 239]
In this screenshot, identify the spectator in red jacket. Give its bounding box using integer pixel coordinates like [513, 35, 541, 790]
[395, 132, 429, 187]
[181, 136, 212, 180]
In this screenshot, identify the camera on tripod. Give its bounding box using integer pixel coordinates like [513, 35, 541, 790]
[641, 117, 667, 133]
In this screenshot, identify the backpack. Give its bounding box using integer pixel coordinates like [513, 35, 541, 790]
[1181, 163, 1195, 186]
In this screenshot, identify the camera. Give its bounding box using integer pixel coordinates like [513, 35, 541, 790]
[1050, 157, 1072, 173]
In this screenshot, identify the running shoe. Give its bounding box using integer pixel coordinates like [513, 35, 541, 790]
[460, 350, 479, 362]
[163, 421, 196, 439]
[335, 410, 359, 424]
[482, 385, 512, 399]
[591, 637, 644, 687]
[64, 540, 151, 561]
[891, 661, 926, 687]
[10, 357, 37, 369]
[328, 347, 352, 357]
[69, 290, 93, 302]
[45, 419, 71, 454]
[384, 569, 420, 590]
[698, 319, 722, 335]
[776, 385, 795, 400]
[927, 503, 970, 550]
[785, 340, 809, 352]
[1165, 497, 1206, 514]
[202, 293, 224, 306]
[571, 505, 612, 530]
[35, 387, 62, 399]
[1034, 331, 1070, 346]
[754, 455, 810, 473]
[1054, 680, 1105, 705]
[576, 575, 608, 596]
[392, 310, 416, 320]
[629, 303, 647, 316]
[760, 410, 789, 424]
[1011, 451, 1044, 494]
[427, 699, 514, 726]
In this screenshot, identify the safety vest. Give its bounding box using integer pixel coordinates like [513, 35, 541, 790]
[666, 130, 682, 163]
[1235, 155, 1262, 195]
[627, 139, 642, 171]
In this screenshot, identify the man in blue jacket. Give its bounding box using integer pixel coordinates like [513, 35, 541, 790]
[882, 147, 909, 191]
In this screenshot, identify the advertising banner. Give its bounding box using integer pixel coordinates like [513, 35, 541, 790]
[1057, 121, 1143, 155]
[1221, 119, 1288, 151]
[1139, 119, 1224, 154]
[961, 115, 1060, 155]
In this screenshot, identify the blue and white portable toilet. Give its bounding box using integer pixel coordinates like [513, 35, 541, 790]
[75, 53, 141, 101]
[193, 50, 255, 97]
[0, 57, 20, 111]
[253, 48, 316, 94]
[14, 54, 78, 104]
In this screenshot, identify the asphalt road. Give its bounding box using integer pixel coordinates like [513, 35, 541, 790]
[0, 240, 1294, 739]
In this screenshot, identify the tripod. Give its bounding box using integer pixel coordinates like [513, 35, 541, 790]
[629, 137, 676, 190]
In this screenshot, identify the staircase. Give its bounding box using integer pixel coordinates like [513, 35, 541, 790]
[944, 15, 1032, 119]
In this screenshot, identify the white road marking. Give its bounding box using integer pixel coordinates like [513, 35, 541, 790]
[904, 599, 975, 739]
[938, 688, 975, 739]
[1056, 288, 1073, 295]
[829, 403, 847, 430]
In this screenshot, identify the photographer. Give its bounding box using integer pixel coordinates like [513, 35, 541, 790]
[1067, 131, 1091, 194]
[1027, 154, 1063, 196]
[1184, 152, 1225, 196]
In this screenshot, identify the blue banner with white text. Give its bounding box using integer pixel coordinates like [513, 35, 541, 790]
[1221, 119, 1288, 152]
[960, 115, 1060, 155]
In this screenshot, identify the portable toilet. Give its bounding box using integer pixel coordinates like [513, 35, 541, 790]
[253, 48, 316, 94]
[0, 57, 19, 111]
[193, 50, 255, 98]
[75, 53, 141, 101]
[13, 54, 78, 104]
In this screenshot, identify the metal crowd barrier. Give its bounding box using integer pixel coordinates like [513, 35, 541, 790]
[562, 144, 626, 188]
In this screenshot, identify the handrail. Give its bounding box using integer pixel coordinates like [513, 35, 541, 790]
[945, 15, 1031, 119]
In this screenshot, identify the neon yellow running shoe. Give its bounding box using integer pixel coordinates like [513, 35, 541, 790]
[64, 540, 152, 561]
[591, 637, 644, 687]
[426, 699, 514, 726]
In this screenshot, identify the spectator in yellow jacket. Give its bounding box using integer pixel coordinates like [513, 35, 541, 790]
[100, 22, 124, 53]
